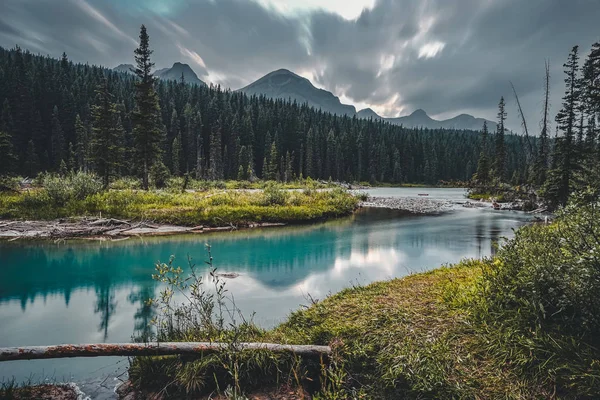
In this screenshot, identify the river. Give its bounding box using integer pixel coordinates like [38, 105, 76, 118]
[0, 188, 531, 397]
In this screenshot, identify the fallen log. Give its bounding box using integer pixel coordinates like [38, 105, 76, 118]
[0, 342, 331, 362]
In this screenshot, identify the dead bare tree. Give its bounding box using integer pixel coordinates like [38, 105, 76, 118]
[510, 81, 534, 160]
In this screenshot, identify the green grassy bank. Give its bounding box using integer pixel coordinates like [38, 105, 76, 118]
[0, 173, 360, 227]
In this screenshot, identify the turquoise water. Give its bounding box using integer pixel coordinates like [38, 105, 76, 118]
[0, 188, 531, 390]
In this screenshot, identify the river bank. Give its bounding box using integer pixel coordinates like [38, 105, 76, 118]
[0, 217, 287, 240]
[0, 186, 359, 240]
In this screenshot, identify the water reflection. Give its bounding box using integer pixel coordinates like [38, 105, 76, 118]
[0, 206, 531, 382]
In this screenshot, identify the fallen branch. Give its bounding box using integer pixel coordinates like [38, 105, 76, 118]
[0, 342, 331, 362]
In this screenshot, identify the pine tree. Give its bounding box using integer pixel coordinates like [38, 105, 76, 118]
[24, 140, 39, 177]
[493, 97, 507, 182]
[91, 79, 123, 188]
[0, 130, 16, 175]
[580, 43, 600, 187]
[305, 128, 315, 178]
[171, 134, 182, 176]
[208, 121, 223, 180]
[284, 151, 293, 182]
[266, 141, 279, 180]
[1, 99, 14, 135]
[67, 142, 76, 172]
[168, 109, 180, 173]
[74, 114, 88, 171]
[544, 46, 581, 207]
[475, 121, 490, 184]
[132, 25, 163, 190]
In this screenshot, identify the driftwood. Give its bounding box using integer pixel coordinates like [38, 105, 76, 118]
[0, 342, 331, 362]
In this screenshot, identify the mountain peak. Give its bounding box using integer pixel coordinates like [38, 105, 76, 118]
[154, 62, 206, 86]
[240, 68, 356, 116]
[357, 108, 382, 120]
[411, 109, 428, 117]
[113, 64, 135, 74]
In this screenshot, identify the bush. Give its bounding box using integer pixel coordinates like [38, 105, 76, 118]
[0, 176, 21, 192]
[42, 172, 103, 204]
[261, 182, 288, 206]
[472, 192, 600, 396]
[42, 174, 72, 204]
[70, 171, 103, 200]
[480, 196, 600, 337]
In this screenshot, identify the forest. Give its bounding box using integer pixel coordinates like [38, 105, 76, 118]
[0, 26, 535, 191]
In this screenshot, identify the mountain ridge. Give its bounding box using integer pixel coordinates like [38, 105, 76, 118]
[239, 68, 356, 117]
[113, 62, 206, 86]
[241, 69, 497, 131]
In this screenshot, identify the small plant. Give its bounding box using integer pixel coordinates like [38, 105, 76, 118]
[129, 245, 316, 398]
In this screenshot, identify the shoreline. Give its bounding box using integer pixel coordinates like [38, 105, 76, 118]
[0, 217, 288, 241]
[359, 196, 455, 214]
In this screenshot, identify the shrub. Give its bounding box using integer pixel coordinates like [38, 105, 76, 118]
[480, 195, 600, 337]
[42, 172, 102, 204]
[42, 174, 73, 204]
[472, 192, 600, 396]
[261, 182, 288, 206]
[70, 171, 103, 200]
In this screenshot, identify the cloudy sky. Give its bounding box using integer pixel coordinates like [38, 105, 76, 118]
[1, 0, 599, 129]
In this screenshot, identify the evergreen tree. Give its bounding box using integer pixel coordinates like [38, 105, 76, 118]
[493, 97, 507, 182]
[266, 141, 279, 180]
[51, 105, 66, 170]
[1, 99, 14, 135]
[67, 142, 76, 172]
[544, 46, 581, 207]
[171, 134, 182, 176]
[0, 130, 16, 175]
[91, 79, 123, 188]
[132, 25, 163, 190]
[208, 121, 223, 180]
[24, 140, 39, 177]
[74, 114, 87, 171]
[475, 121, 491, 184]
[284, 151, 293, 182]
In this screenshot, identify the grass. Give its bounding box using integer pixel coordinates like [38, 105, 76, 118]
[268, 262, 541, 399]
[0, 186, 359, 227]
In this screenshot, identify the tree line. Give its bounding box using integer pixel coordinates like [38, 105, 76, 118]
[1, 25, 534, 189]
[474, 42, 600, 207]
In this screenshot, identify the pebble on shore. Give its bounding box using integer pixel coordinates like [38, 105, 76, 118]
[360, 196, 454, 214]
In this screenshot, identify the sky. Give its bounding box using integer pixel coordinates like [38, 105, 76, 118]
[1, 0, 599, 130]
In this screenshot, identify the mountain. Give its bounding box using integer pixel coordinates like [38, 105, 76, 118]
[387, 109, 497, 131]
[242, 69, 497, 132]
[239, 69, 356, 116]
[154, 62, 206, 86]
[357, 108, 383, 120]
[113, 64, 135, 74]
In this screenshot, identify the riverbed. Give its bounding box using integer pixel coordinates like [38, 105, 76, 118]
[0, 188, 531, 398]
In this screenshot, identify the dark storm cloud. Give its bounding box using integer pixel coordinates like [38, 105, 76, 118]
[0, 0, 599, 129]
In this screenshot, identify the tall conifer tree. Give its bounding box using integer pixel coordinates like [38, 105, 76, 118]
[132, 25, 163, 190]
